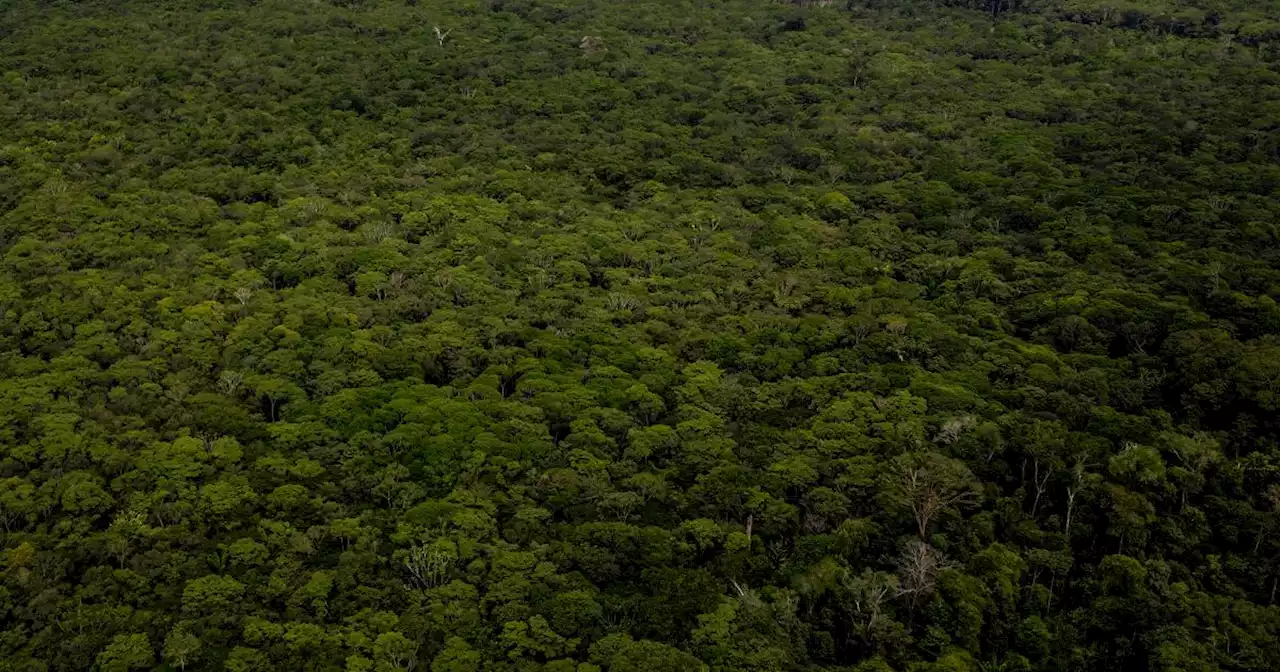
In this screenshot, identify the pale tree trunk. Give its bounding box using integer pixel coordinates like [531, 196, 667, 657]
[1065, 486, 1077, 538]
[1031, 459, 1051, 517]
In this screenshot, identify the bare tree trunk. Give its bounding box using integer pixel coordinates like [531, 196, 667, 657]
[1065, 487, 1077, 537]
[1031, 459, 1050, 517]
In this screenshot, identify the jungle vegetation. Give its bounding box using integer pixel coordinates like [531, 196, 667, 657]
[3, 0, 1280, 670]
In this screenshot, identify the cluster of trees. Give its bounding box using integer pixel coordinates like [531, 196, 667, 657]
[2, 0, 1280, 670]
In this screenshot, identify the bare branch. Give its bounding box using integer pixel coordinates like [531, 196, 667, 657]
[434, 26, 452, 47]
[404, 546, 454, 589]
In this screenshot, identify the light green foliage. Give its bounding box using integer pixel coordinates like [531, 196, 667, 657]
[431, 637, 481, 672]
[96, 634, 154, 672]
[588, 633, 709, 672]
[183, 574, 247, 613]
[163, 625, 202, 670]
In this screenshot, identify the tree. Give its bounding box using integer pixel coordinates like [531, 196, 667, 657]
[431, 637, 481, 672]
[373, 632, 419, 671]
[589, 633, 708, 672]
[96, 634, 155, 672]
[163, 625, 202, 671]
[896, 539, 950, 610]
[879, 452, 982, 540]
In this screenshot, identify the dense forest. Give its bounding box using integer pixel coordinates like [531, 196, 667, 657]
[3, 0, 1280, 669]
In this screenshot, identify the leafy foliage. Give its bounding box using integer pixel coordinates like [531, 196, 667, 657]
[2, 0, 1280, 670]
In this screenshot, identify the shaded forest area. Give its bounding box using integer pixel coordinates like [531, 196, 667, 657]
[3, 0, 1280, 670]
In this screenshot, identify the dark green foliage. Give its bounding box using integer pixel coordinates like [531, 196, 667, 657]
[2, 0, 1280, 670]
